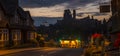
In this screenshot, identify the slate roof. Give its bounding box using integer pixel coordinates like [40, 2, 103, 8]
[25, 11, 34, 21]
[25, 11, 36, 31]
[0, 20, 8, 27]
[0, 0, 18, 16]
[17, 6, 27, 20]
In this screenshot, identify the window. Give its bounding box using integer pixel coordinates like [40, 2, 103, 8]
[3, 30, 7, 33]
[3, 33, 8, 40]
[0, 33, 2, 40]
[0, 11, 2, 21]
[0, 29, 8, 41]
[12, 30, 21, 40]
[3, 34, 5, 40]
[18, 32, 21, 40]
[12, 32, 17, 40]
[17, 32, 20, 40]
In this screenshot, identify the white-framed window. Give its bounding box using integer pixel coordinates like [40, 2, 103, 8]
[27, 31, 35, 40]
[0, 33, 2, 40]
[0, 29, 9, 41]
[17, 32, 21, 40]
[31, 32, 34, 39]
[12, 30, 21, 40]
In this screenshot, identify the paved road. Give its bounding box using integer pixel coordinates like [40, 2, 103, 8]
[48, 48, 84, 56]
[3, 48, 84, 56]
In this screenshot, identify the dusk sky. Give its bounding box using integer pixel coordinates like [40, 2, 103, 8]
[19, 0, 111, 20]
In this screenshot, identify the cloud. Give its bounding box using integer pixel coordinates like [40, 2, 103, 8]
[23, 4, 67, 17]
[19, 0, 70, 8]
[20, 0, 111, 20]
[19, 0, 101, 8]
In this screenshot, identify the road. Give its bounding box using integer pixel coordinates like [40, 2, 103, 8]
[3, 48, 84, 56]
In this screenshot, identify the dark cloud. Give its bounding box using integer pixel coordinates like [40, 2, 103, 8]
[77, 12, 110, 17]
[19, 0, 71, 7]
[19, 0, 98, 8]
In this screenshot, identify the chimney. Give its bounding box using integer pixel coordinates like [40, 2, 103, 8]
[91, 16, 94, 19]
[73, 9, 76, 19]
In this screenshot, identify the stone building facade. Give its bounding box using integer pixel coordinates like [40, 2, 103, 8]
[0, 0, 36, 48]
[107, 0, 120, 43]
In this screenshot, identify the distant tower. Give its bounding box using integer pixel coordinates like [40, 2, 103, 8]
[103, 18, 107, 24]
[73, 9, 76, 19]
[91, 16, 94, 19]
[63, 9, 72, 20]
[87, 15, 90, 19]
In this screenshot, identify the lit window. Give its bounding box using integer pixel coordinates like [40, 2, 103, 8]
[3, 34, 5, 40]
[17, 32, 21, 40]
[5, 33, 7, 40]
[64, 40, 70, 44]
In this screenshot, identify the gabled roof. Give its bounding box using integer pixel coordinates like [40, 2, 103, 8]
[0, 0, 18, 16]
[17, 6, 27, 20]
[25, 11, 34, 21]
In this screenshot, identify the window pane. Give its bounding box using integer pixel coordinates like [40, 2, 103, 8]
[3, 34, 5, 40]
[5, 33, 7, 40]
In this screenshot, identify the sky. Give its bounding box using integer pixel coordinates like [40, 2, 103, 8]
[19, 0, 111, 20]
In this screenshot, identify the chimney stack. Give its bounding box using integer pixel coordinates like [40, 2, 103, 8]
[91, 16, 94, 19]
[73, 9, 76, 19]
